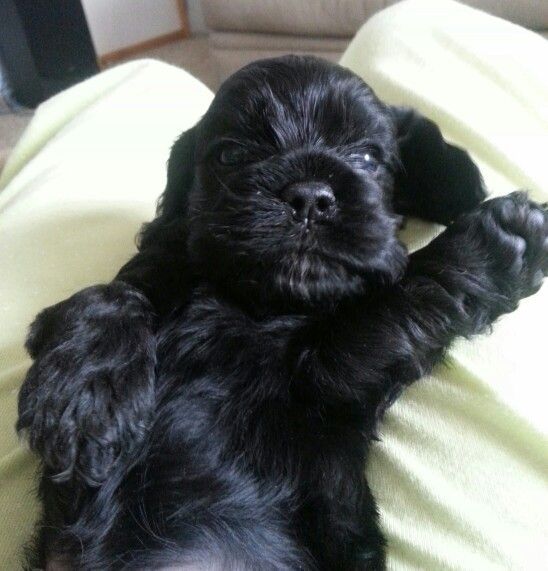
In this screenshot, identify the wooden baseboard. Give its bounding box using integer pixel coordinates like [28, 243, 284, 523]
[98, 29, 188, 68]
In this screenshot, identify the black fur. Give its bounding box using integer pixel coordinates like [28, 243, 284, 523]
[17, 56, 547, 570]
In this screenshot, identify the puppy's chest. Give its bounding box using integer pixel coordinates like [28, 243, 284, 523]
[157, 295, 372, 476]
[157, 294, 356, 403]
[160, 298, 303, 388]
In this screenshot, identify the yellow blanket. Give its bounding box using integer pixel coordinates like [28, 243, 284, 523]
[1, 1, 546, 568]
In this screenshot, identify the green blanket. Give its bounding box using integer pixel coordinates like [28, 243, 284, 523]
[1, 1, 546, 568]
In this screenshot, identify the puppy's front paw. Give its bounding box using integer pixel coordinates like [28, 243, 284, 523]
[489, 192, 547, 296]
[452, 191, 547, 301]
[18, 283, 157, 486]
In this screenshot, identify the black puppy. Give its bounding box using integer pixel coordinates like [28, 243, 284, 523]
[18, 56, 547, 570]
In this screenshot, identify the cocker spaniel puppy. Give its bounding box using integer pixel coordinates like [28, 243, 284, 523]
[18, 56, 547, 570]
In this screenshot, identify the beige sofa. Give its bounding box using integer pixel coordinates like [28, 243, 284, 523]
[203, 0, 548, 82]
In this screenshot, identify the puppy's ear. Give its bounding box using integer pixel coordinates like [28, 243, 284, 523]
[139, 125, 198, 248]
[390, 106, 486, 225]
[158, 125, 198, 221]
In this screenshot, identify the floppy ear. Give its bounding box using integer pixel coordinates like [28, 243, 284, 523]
[157, 124, 198, 221]
[119, 125, 198, 309]
[390, 106, 486, 225]
[139, 125, 198, 248]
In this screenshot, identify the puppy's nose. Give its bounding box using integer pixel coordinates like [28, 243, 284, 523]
[281, 182, 336, 223]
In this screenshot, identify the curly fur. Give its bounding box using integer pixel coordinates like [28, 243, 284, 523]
[17, 56, 547, 570]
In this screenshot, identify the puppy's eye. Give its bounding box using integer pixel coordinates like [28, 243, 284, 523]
[352, 145, 382, 171]
[362, 146, 382, 170]
[350, 146, 382, 172]
[218, 145, 248, 166]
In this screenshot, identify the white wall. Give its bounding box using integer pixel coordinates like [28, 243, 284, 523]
[81, 0, 183, 56]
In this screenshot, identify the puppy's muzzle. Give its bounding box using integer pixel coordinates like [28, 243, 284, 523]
[281, 181, 336, 224]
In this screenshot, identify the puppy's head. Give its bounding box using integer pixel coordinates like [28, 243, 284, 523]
[144, 56, 474, 308]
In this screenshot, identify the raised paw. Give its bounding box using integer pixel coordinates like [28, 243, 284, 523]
[17, 282, 157, 486]
[452, 191, 547, 301]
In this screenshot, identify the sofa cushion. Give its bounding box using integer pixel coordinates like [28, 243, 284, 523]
[209, 31, 349, 81]
[203, 0, 389, 37]
[203, 0, 548, 36]
[461, 0, 548, 29]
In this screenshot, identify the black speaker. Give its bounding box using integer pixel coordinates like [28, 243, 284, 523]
[0, 0, 98, 108]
